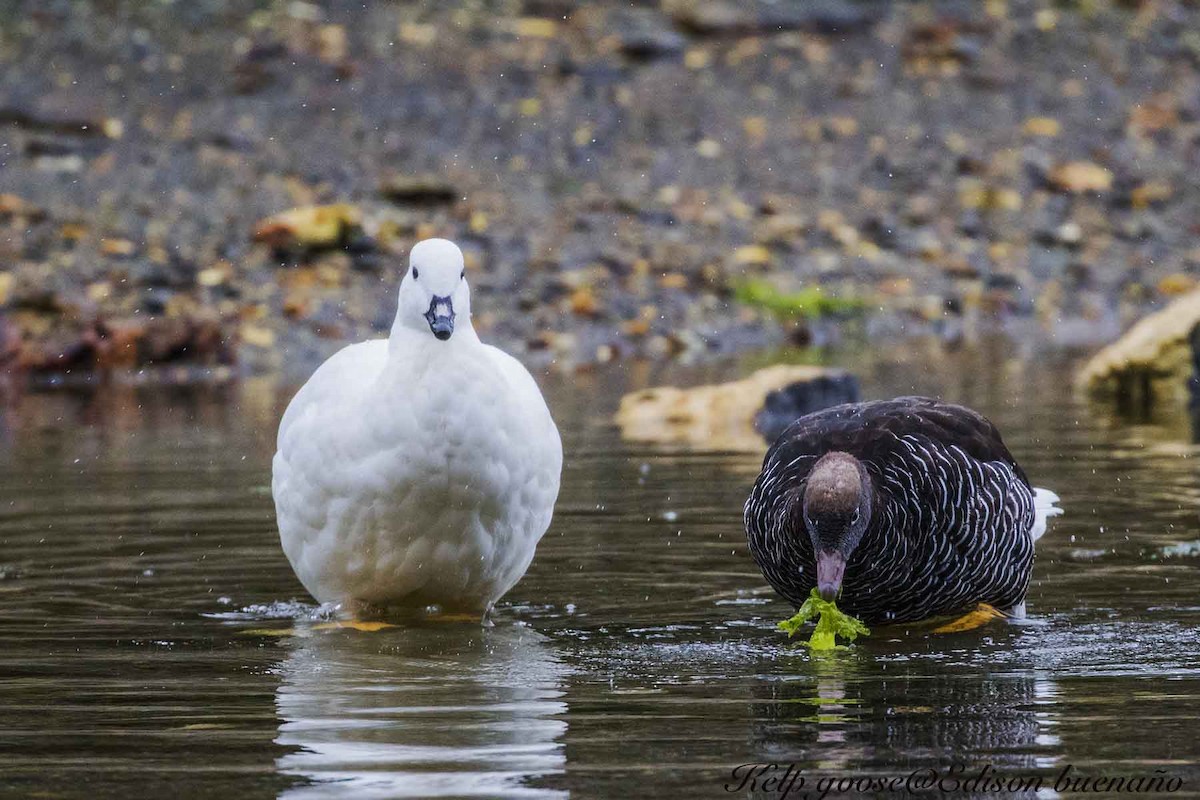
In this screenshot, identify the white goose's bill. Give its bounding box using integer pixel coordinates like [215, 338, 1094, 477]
[424, 295, 455, 340]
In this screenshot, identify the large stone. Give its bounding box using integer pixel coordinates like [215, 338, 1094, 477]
[1076, 288, 1200, 405]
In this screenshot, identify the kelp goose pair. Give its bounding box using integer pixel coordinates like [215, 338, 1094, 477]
[744, 398, 1062, 625]
[272, 238, 1059, 627]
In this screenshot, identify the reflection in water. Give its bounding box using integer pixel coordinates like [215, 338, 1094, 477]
[273, 624, 569, 799]
[748, 649, 1058, 777]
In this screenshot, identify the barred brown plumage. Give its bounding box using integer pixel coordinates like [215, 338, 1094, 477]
[743, 397, 1062, 625]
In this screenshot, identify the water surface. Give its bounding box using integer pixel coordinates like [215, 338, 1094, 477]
[1, 338, 1198, 798]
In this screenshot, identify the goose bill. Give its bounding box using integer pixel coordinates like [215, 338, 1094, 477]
[816, 551, 845, 602]
[424, 295, 455, 340]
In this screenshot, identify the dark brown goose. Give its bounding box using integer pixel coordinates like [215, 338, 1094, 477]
[743, 397, 1062, 625]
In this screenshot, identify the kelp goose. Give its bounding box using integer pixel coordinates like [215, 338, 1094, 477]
[272, 239, 562, 618]
[744, 397, 1061, 625]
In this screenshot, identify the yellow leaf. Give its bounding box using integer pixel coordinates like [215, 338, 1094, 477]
[684, 48, 710, 70]
[240, 324, 275, 349]
[1049, 161, 1113, 194]
[1022, 116, 1060, 137]
[1131, 181, 1172, 209]
[514, 17, 558, 38]
[732, 245, 772, 266]
[742, 116, 767, 141]
[398, 23, 436, 47]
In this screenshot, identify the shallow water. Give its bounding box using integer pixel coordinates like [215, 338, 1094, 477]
[1, 338, 1198, 798]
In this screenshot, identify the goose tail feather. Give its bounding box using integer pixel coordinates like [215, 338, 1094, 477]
[1030, 487, 1063, 543]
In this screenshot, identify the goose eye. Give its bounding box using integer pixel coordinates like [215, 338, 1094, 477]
[412, 268, 420, 279]
[460, 269, 465, 280]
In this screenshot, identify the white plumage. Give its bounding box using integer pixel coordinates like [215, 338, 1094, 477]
[272, 239, 562, 617]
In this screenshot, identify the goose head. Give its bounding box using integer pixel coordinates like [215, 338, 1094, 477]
[800, 451, 872, 601]
[394, 238, 472, 342]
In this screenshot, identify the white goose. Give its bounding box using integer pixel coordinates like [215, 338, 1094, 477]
[272, 239, 562, 619]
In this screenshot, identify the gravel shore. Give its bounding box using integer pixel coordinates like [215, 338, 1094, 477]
[2, 0, 1199, 382]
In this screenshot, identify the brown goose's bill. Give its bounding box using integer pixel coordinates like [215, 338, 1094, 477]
[816, 550, 845, 602]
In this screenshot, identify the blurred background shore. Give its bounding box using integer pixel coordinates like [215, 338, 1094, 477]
[2, 0, 1198, 385]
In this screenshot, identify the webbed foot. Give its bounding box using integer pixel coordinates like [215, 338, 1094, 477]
[932, 603, 1006, 634]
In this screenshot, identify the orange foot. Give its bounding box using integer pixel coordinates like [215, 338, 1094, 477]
[932, 603, 1007, 634]
[312, 620, 398, 633]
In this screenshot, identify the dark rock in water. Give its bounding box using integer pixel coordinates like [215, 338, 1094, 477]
[754, 372, 861, 443]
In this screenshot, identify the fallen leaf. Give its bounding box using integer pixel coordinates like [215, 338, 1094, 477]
[513, 17, 558, 38]
[252, 203, 361, 250]
[240, 324, 276, 349]
[100, 238, 136, 257]
[1158, 274, 1196, 296]
[1049, 161, 1113, 194]
[1022, 116, 1060, 137]
[1131, 181, 1172, 209]
[569, 287, 599, 316]
[732, 244, 772, 266]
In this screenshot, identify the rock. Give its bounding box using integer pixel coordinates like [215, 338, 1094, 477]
[609, 9, 685, 60]
[0, 98, 121, 138]
[1076, 287, 1200, 405]
[379, 175, 458, 205]
[252, 204, 363, 253]
[615, 364, 858, 451]
[662, 0, 877, 36]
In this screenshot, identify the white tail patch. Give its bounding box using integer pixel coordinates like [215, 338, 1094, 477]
[1030, 487, 1063, 543]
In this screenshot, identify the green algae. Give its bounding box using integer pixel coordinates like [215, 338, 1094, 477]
[733, 279, 863, 320]
[778, 587, 871, 650]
